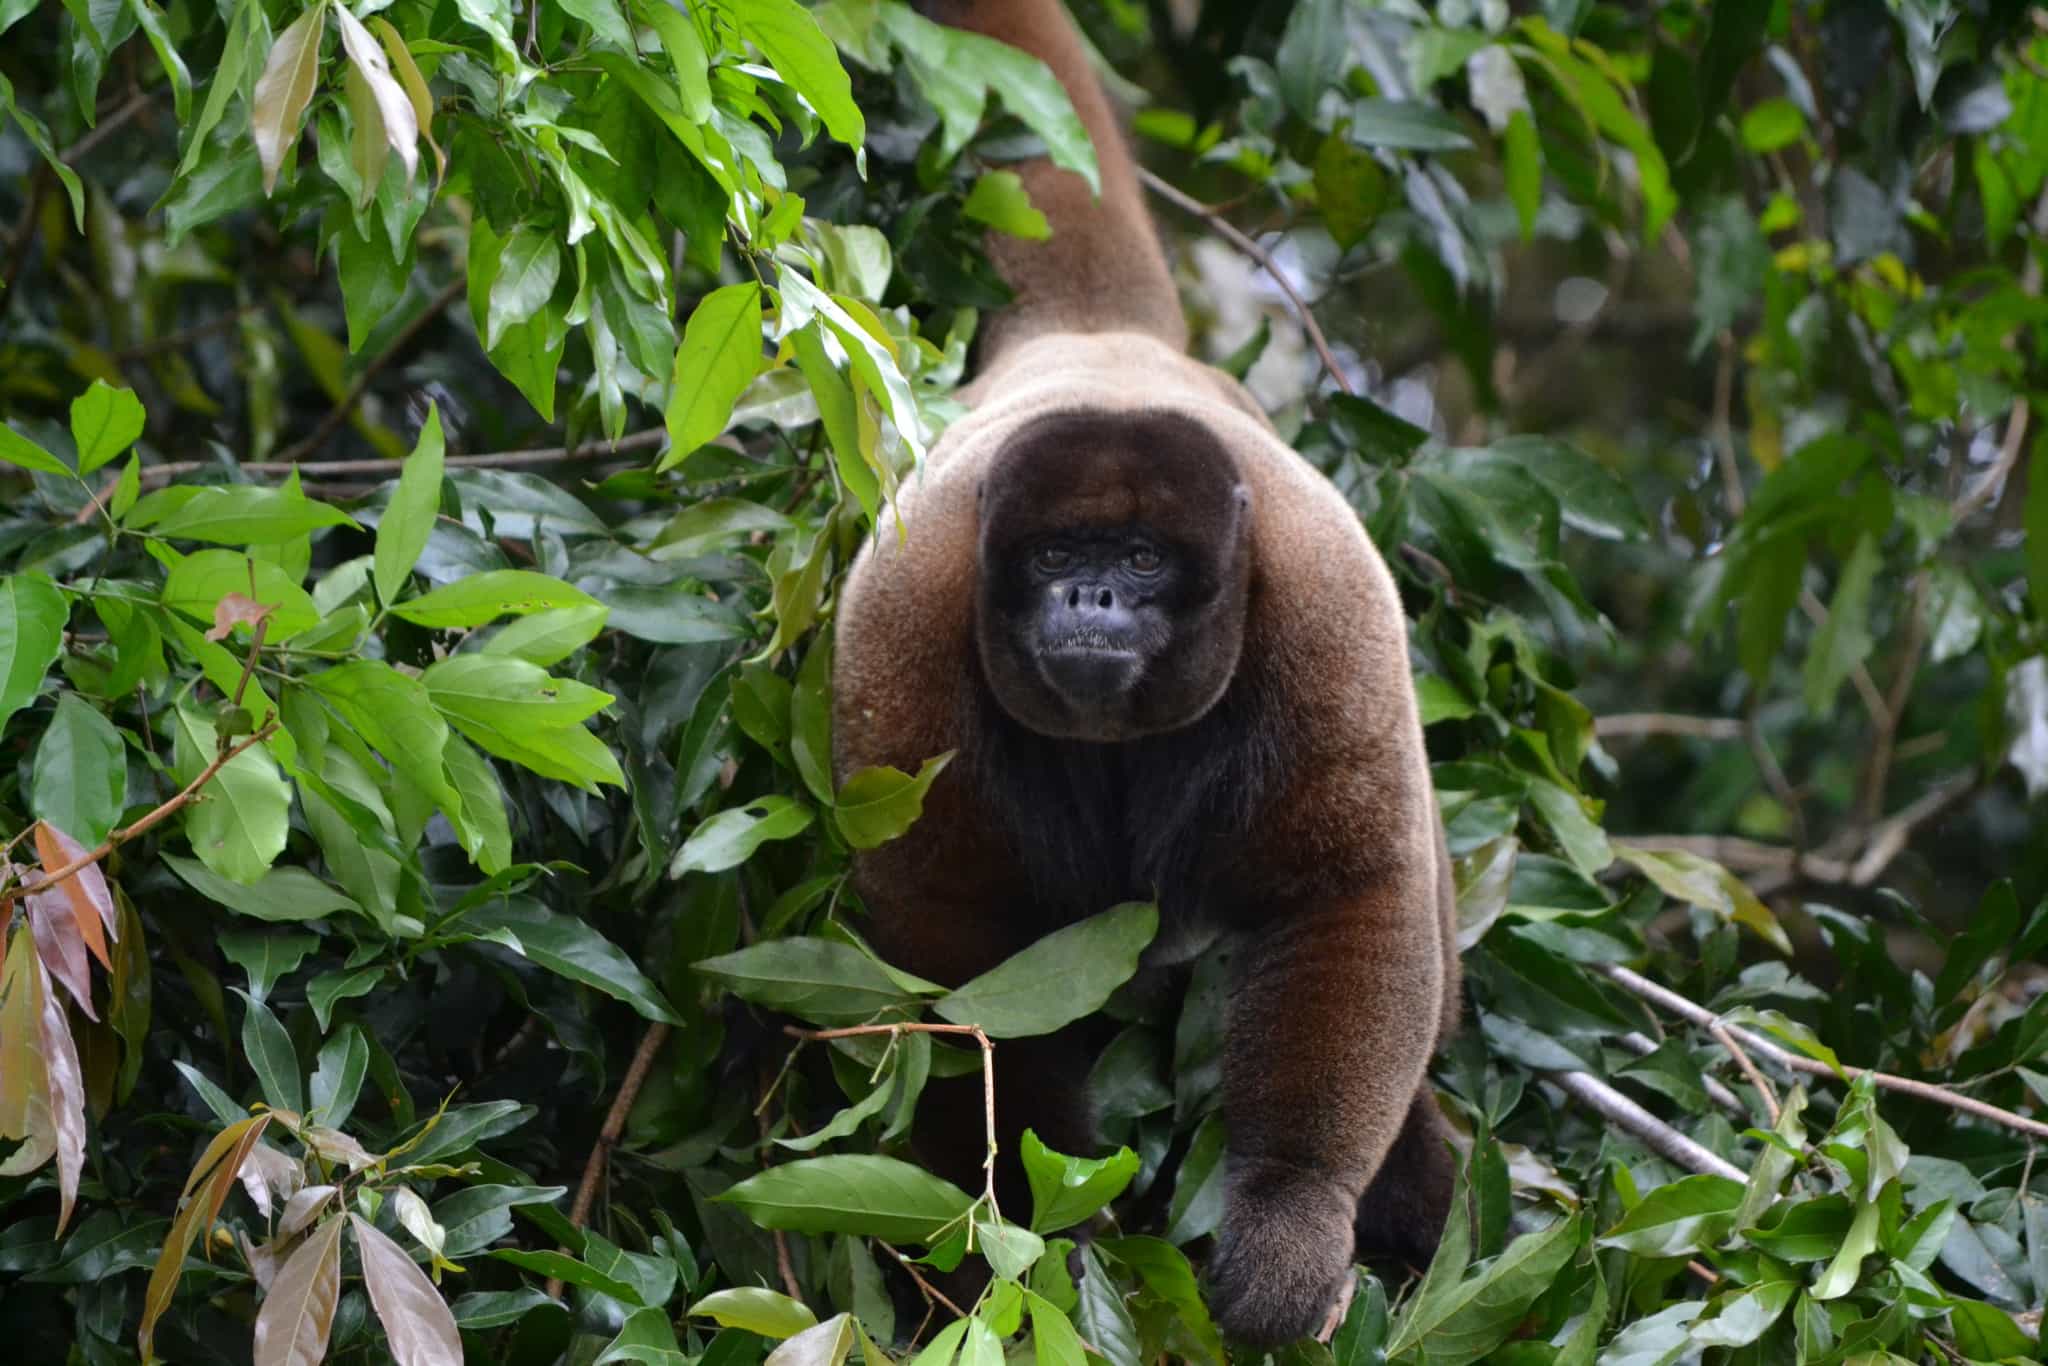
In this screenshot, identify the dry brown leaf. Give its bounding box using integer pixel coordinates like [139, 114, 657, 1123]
[32, 822, 114, 970]
[0, 930, 52, 1158]
[351, 1214, 461, 1366]
[27, 888, 98, 1021]
[252, 1213, 344, 1366]
[239, 1140, 304, 1218]
[206, 591, 279, 642]
[28, 942, 85, 1234]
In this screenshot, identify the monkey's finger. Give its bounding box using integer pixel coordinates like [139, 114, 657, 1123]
[1315, 1274, 1357, 1344]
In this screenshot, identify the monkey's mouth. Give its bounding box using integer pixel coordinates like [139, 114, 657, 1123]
[1037, 638, 1143, 702]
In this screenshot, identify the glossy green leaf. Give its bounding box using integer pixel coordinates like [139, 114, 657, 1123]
[374, 402, 445, 606]
[389, 569, 601, 629]
[31, 695, 125, 846]
[718, 1155, 973, 1244]
[0, 573, 67, 737]
[936, 903, 1157, 1039]
[662, 282, 764, 471]
[673, 796, 815, 876]
[68, 381, 145, 474]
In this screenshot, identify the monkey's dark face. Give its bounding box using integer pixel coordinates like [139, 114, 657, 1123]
[973, 413, 1251, 742]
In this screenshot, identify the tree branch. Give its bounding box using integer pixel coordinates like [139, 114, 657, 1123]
[546, 1020, 673, 1299]
[1601, 965, 2048, 1142]
[786, 1022, 1001, 1222]
[1547, 1069, 1747, 1181]
[270, 277, 466, 466]
[0, 722, 280, 911]
[1135, 166, 1355, 398]
[1595, 713, 1745, 741]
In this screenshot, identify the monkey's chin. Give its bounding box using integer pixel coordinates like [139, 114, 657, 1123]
[1036, 645, 1143, 714]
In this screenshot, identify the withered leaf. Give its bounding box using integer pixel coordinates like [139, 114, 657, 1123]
[140, 1113, 274, 1359]
[32, 822, 115, 971]
[27, 887, 98, 1021]
[207, 591, 279, 642]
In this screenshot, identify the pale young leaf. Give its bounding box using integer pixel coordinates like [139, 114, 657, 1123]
[27, 888, 98, 1020]
[280, 1185, 338, 1240]
[252, 1212, 344, 1366]
[251, 2, 328, 195]
[333, 4, 419, 181]
[351, 1213, 463, 1366]
[207, 591, 279, 641]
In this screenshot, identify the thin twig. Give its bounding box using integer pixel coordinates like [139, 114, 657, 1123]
[545, 1021, 673, 1299]
[1800, 588, 1890, 726]
[1707, 1021, 1781, 1126]
[1616, 1031, 1747, 1118]
[270, 277, 466, 466]
[1601, 966, 2048, 1142]
[1711, 331, 1745, 514]
[881, 1240, 969, 1321]
[61, 91, 153, 165]
[1595, 713, 1745, 742]
[0, 722, 279, 910]
[1548, 1070, 1747, 1181]
[1857, 569, 1930, 827]
[113, 304, 263, 363]
[1956, 183, 2048, 521]
[77, 428, 669, 523]
[786, 1022, 1000, 1221]
[1135, 166, 1355, 397]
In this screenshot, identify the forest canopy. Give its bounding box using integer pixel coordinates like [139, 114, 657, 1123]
[1, 1, 2046, 1364]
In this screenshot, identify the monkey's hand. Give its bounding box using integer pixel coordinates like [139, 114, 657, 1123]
[1205, 1159, 1358, 1348]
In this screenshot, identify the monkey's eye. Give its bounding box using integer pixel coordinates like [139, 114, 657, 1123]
[1033, 547, 1073, 574]
[1127, 544, 1163, 574]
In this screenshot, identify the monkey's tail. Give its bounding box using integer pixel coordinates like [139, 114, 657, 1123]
[926, 0, 1188, 361]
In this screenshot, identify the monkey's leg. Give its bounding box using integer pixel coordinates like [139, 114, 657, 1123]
[1352, 1084, 1456, 1266]
[1205, 893, 1444, 1346]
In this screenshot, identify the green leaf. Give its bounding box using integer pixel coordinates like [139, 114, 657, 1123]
[1486, 435, 1647, 541]
[662, 282, 764, 471]
[173, 709, 290, 884]
[465, 897, 683, 1024]
[0, 423, 70, 475]
[596, 1304, 689, 1365]
[69, 381, 145, 474]
[1503, 109, 1542, 240]
[162, 550, 320, 643]
[1026, 1292, 1087, 1366]
[252, 1, 327, 194]
[306, 661, 454, 808]
[1739, 97, 1806, 152]
[31, 695, 126, 846]
[687, 1287, 818, 1338]
[636, 0, 711, 121]
[219, 928, 319, 1004]
[1613, 843, 1790, 954]
[492, 1248, 643, 1305]
[480, 605, 610, 667]
[388, 569, 601, 629]
[485, 228, 562, 351]
[833, 755, 952, 849]
[1809, 1195, 1879, 1299]
[124, 0, 192, 122]
[2025, 435, 2048, 614]
[1385, 1214, 1580, 1365]
[439, 734, 513, 875]
[1802, 533, 1881, 714]
[718, 1155, 973, 1244]
[1348, 98, 1473, 152]
[309, 1024, 369, 1128]
[973, 1214, 1045, 1282]
[163, 853, 366, 926]
[374, 402, 445, 606]
[1689, 1279, 1795, 1349]
[936, 904, 1157, 1039]
[673, 796, 816, 876]
[730, 0, 863, 148]
[144, 481, 358, 545]
[962, 171, 1049, 240]
[1596, 1174, 1743, 1257]
[1021, 1132, 1140, 1234]
[237, 988, 304, 1112]
[0, 573, 67, 737]
[695, 937, 932, 1027]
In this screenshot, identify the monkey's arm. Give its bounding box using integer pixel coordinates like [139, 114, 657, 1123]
[1207, 801, 1449, 1344]
[918, 0, 1185, 352]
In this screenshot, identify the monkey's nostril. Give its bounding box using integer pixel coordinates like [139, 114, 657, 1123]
[1096, 588, 1113, 609]
[1065, 587, 1080, 609]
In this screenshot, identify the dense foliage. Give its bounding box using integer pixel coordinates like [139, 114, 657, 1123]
[1, 0, 2046, 1363]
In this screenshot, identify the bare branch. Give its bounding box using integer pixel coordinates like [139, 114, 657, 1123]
[1602, 965, 2048, 1142]
[270, 277, 467, 466]
[1548, 1070, 1747, 1181]
[546, 1021, 673, 1299]
[1, 722, 280, 911]
[1595, 713, 1745, 741]
[1135, 166, 1355, 398]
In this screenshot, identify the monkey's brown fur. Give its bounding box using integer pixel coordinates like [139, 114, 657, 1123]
[832, 0, 1460, 1345]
